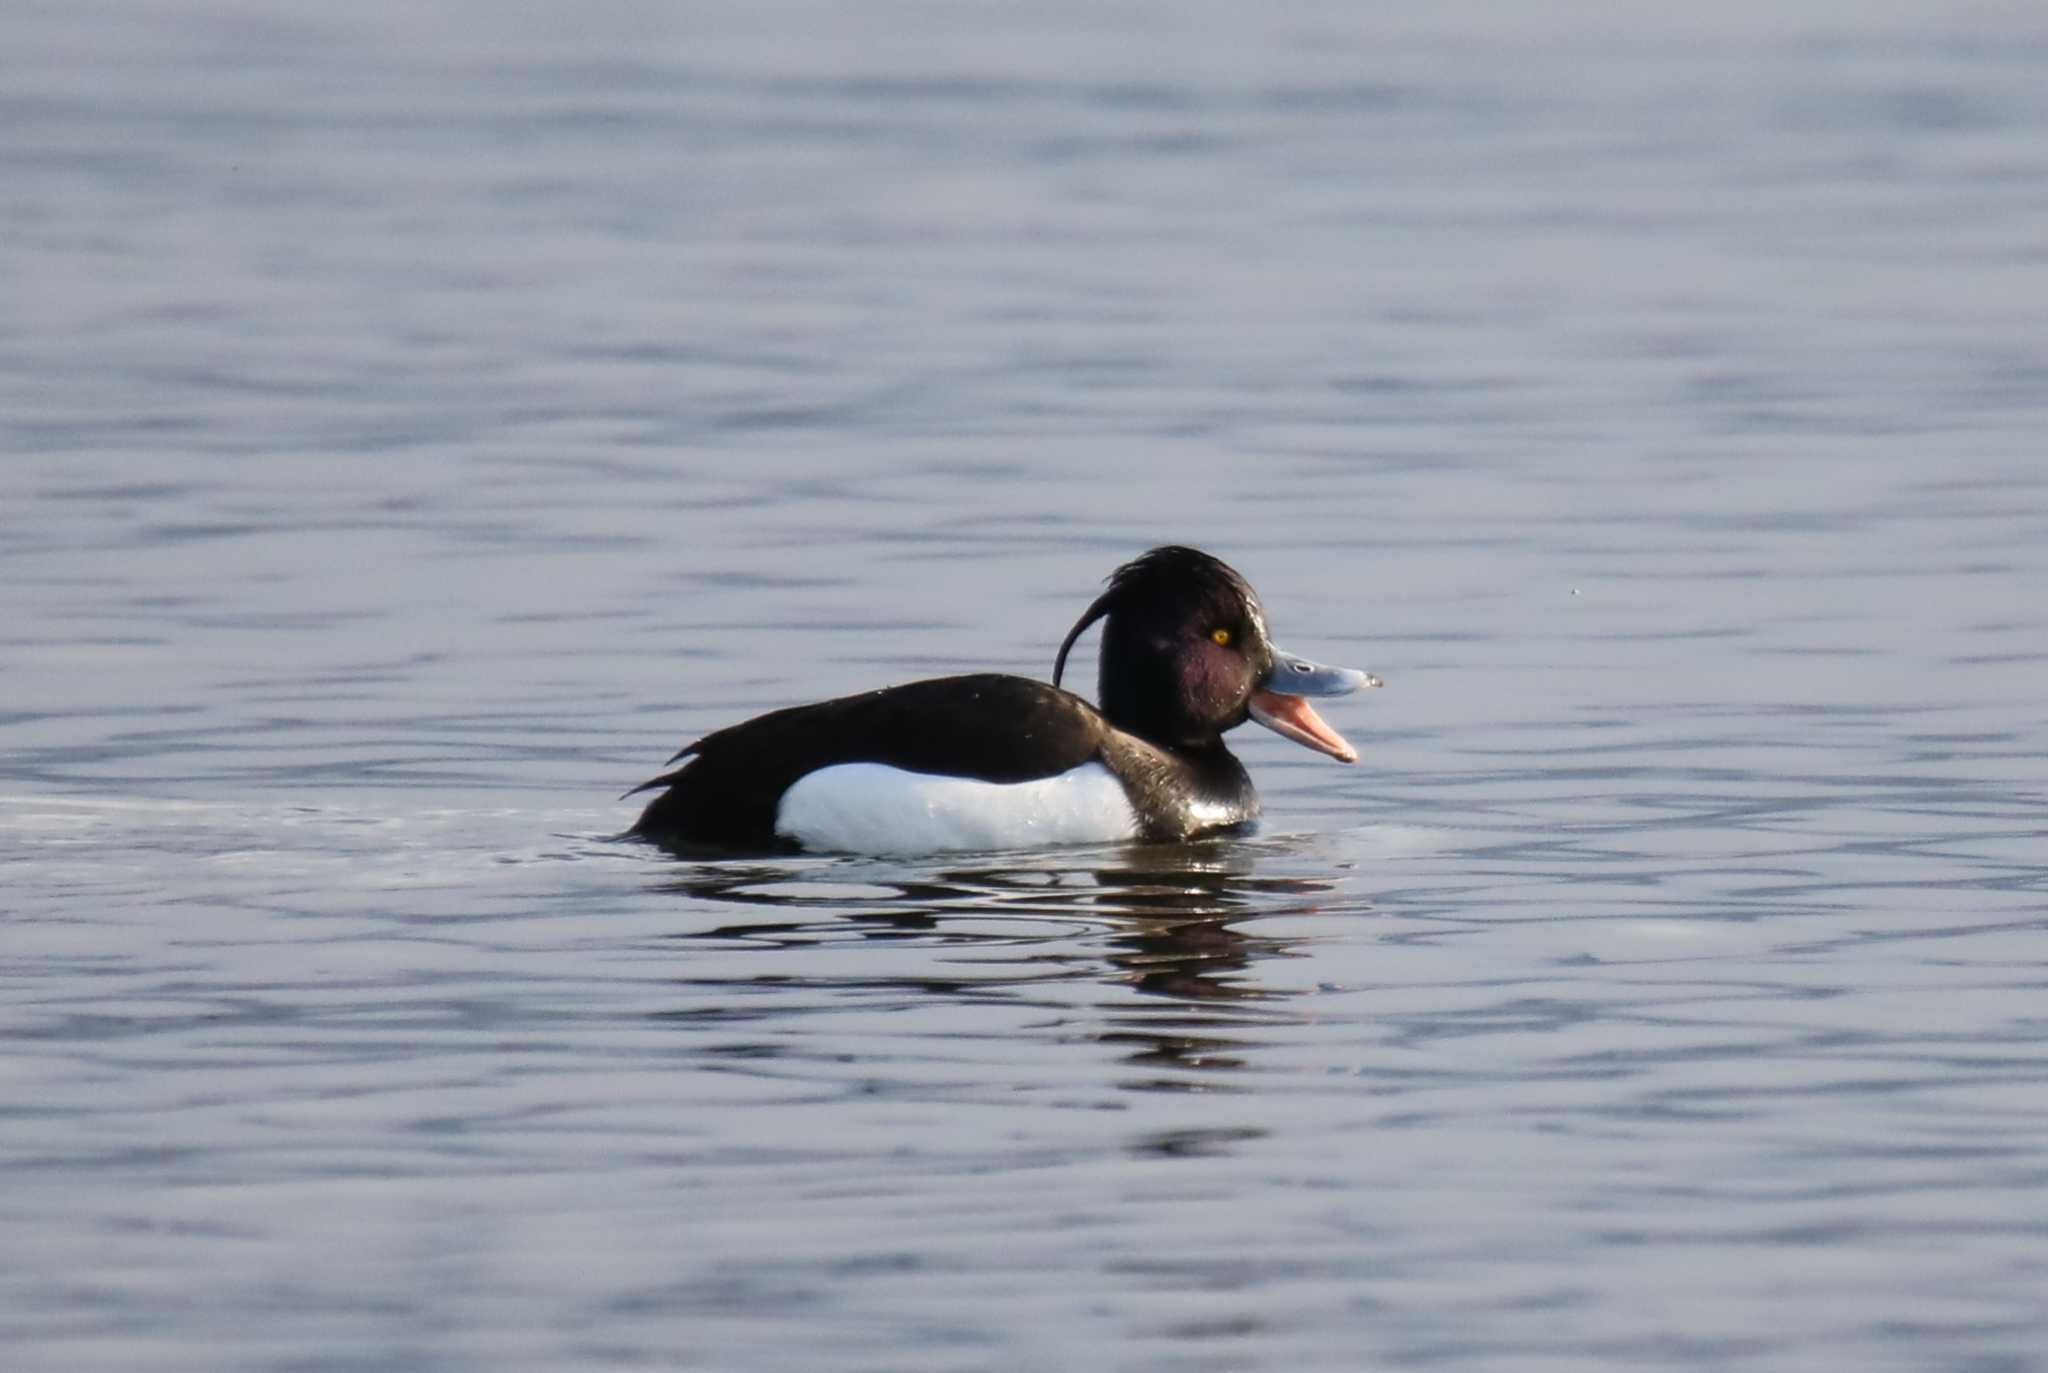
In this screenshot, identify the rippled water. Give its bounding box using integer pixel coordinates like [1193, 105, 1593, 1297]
[8, 2, 2048, 1369]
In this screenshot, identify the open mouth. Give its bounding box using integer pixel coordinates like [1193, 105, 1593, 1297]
[1248, 689, 1359, 763]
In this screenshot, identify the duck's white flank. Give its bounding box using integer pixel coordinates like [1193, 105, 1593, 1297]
[774, 761, 1140, 855]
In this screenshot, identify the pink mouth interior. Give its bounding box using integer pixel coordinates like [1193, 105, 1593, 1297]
[1249, 689, 1358, 764]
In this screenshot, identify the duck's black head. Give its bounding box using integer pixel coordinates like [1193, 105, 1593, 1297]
[1053, 545, 1379, 758]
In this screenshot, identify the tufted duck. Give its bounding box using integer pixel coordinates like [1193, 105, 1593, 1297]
[627, 546, 1379, 854]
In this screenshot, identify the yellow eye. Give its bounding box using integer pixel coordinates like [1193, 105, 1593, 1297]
[1211, 628, 1232, 646]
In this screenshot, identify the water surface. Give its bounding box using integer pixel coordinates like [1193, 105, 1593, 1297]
[7, 2, 2048, 1370]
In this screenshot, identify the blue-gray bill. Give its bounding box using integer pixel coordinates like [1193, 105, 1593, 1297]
[1249, 647, 1382, 763]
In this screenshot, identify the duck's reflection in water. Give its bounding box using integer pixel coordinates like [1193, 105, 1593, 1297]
[649, 840, 1349, 1088]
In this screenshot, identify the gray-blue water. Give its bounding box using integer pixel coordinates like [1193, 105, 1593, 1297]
[7, 3, 2048, 1369]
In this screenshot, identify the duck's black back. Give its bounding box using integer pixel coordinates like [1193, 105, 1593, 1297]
[629, 673, 1108, 850]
